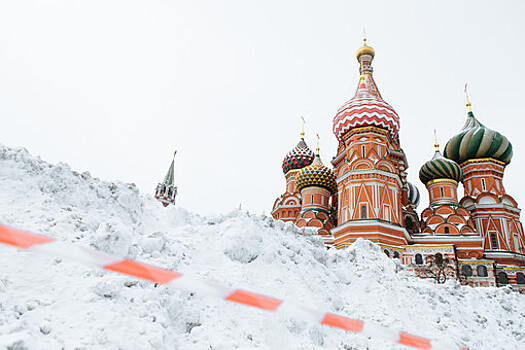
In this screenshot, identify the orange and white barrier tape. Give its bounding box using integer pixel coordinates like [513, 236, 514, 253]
[0, 223, 467, 350]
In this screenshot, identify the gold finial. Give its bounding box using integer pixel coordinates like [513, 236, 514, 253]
[300, 116, 306, 138]
[238, 202, 242, 211]
[315, 133, 320, 155]
[464, 83, 472, 112]
[433, 129, 440, 152]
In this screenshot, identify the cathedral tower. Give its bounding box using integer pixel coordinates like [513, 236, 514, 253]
[331, 40, 411, 248]
[444, 97, 525, 283]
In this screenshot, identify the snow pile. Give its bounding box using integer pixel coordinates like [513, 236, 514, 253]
[0, 144, 524, 349]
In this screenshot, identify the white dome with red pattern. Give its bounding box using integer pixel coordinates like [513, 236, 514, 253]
[333, 77, 400, 141]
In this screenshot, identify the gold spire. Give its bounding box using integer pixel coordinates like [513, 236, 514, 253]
[433, 129, 440, 152]
[300, 116, 306, 138]
[315, 133, 320, 155]
[464, 83, 472, 112]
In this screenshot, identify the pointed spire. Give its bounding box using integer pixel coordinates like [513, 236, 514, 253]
[464, 83, 472, 112]
[434, 129, 440, 152]
[300, 116, 306, 138]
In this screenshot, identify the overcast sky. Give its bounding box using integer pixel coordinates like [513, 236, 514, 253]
[0, 1, 524, 216]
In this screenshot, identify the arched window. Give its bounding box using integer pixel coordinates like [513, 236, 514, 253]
[415, 254, 423, 265]
[461, 265, 473, 277]
[517, 273, 525, 285]
[393, 251, 400, 259]
[384, 249, 390, 257]
[435, 253, 443, 266]
[477, 265, 488, 277]
[490, 233, 498, 249]
[362, 145, 366, 157]
[311, 194, 314, 203]
[498, 271, 509, 285]
[440, 187, 444, 197]
[481, 178, 486, 191]
[444, 226, 450, 234]
[361, 205, 367, 219]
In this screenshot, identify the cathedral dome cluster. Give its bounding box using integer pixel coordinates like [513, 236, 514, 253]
[282, 138, 315, 174]
[444, 110, 513, 165]
[272, 39, 525, 292]
[295, 155, 337, 194]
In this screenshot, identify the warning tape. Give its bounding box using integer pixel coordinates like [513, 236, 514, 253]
[0, 223, 468, 350]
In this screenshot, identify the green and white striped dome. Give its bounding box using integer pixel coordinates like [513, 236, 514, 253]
[443, 110, 513, 165]
[419, 148, 462, 185]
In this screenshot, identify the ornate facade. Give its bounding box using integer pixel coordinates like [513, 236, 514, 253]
[271, 40, 525, 291]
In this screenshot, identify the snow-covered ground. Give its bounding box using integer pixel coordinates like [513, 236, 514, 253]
[0, 144, 523, 349]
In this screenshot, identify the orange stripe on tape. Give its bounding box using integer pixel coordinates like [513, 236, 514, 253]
[0, 225, 55, 249]
[103, 259, 182, 284]
[225, 289, 283, 311]
[398, 331, 432, 349]
[320, 313, 364, 333]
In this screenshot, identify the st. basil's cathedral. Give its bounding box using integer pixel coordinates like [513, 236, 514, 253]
[271, 40, 525, 291]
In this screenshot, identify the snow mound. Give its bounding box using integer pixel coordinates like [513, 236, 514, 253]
[0, 144, 523, 349]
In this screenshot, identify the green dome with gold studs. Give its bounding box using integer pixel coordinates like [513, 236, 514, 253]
[443, 107, 513, 165]
[295, 154, 337, 194]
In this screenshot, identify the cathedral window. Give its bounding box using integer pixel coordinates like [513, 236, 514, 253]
[393, 251, 399, 259]
[517, 273, 525, 285]
[490, 233, 498, 249]
[477, 265, 488, 277]
[498, 272, 508, 285]
[481, 178, 486, 191]
[435, 253, 443, 266]
[362, 145, 366, 157]
[461, 265, 473, 277]
[444, 227, 449, 234]
[415, 254, 423, 265]
[384, 250, 390, 257]
[440, 187, 444, 197]
[361, 204, 367, 219]
[311, 194, 314, 203]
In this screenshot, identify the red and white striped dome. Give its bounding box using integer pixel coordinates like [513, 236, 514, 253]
[333, 76, 400, 141]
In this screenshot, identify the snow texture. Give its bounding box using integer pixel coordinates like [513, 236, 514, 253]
[0, 144, 524, 349]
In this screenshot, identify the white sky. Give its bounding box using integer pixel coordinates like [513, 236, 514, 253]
[0, 1, 524, 216]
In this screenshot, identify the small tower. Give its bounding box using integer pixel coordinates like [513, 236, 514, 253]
[295, 138, 337, 245]
[271, 119, 315, 222]
[155, 151, 178, 207]
[420, 133, 463, 208]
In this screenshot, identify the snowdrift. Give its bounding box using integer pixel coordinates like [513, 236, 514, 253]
[0, 144, 523, 349]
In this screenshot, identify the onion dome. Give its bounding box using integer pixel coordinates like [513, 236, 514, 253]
[356, 38, 375, 60]
[443, 108, 513, 165]
[407, 182, 420, 208]
[282, 138, 315, 174]
[333, 41, 400, 141]
[295, 154, 337, 194]
[419, 141, 462, 185]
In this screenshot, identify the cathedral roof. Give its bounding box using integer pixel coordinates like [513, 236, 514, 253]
[282, 138, 315, 174]
[419, 142, 462, 185]
[443, 107, 513, 165]
[407, 182, 420, 208]
[333, 41, 400, 141]
[295, 154, 337, 194]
